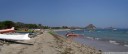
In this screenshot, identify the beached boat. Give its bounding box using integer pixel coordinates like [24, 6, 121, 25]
[66, 32, 80, 37]
[0, 33, 30, 40]
[66, 34, 80, 36]
[0, 27, 15, 33]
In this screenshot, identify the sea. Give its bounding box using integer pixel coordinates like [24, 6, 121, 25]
[55, 29, 128, 52]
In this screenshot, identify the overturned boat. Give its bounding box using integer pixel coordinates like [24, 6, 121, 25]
[66, 32, 80, 37]
[66, 34, 80, 37]
[0, 27, 15, 34]
[0, 33, 30, 40]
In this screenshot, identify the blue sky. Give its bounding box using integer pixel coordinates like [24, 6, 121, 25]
[0, 0, 128, 28]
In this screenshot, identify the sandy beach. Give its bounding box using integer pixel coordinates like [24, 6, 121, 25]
[0, 30, 100, 54]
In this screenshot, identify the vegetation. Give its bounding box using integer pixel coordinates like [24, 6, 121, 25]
[0, 21, 15, 29]
[0, 20, 69, 30]
[0, 20, 44, 29]
[0, 20, 90, 30]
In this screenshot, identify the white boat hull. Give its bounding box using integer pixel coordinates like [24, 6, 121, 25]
[0, 33, 30, 40]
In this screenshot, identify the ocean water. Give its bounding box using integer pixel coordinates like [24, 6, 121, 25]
[55, 29, 128, 52]
[57, 29, 128, 45]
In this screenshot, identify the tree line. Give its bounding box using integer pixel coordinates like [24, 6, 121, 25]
[0, 20, 96, 30]
[0, 20, 46, 29]
[0, 20, 69, 29]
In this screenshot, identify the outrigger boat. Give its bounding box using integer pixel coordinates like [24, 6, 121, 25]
[0, 27, 15, 34]
[66, 32, 80, 37]
[0, 27, 30, 40]
[0, 33, 30, 40]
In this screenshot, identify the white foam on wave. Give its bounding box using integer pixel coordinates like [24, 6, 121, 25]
[102, 52, 128, 54]
[124, 45, 128, 47]
[95, 38, 100, 40]
[109, 40, 119, 45]
[86, 37, 94, 40]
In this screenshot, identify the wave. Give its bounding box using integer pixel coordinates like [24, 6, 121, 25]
[124, 45, 128, 47]
[95, 38, 100, 40]
[86, 37, 94, 40]
[109, 40, 120, 45]
[56, 30, 128, 48]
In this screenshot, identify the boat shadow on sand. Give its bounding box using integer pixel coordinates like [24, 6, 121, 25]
[0, 39, 33, 45]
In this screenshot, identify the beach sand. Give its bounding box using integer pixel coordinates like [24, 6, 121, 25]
[0, 30, 100, 54]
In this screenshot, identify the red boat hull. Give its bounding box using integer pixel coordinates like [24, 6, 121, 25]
[0, 27, 15, 34]
[66, 34, 80, 36]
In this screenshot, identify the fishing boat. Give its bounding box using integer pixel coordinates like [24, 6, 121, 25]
[66, 34, 80, 36]
[0, 27, 15, 33]
[0, 33, 30, 40]
[66, 32, 80, 37]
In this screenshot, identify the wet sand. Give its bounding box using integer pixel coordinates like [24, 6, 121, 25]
[0, 30, 100, 54]
[74, 38, 128, 52]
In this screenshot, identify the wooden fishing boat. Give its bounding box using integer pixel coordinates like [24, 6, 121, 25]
[66, 34, 80, 36]
[66, 32, 80, 37]
[0, 27, 15, 33]
[0, 33, 30, 40]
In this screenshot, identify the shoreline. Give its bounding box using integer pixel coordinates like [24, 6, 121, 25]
[55, 29, 128, 52]
[0, 29, 100, 54]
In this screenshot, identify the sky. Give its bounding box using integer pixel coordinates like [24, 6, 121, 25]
[0, 0, 128, 28]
